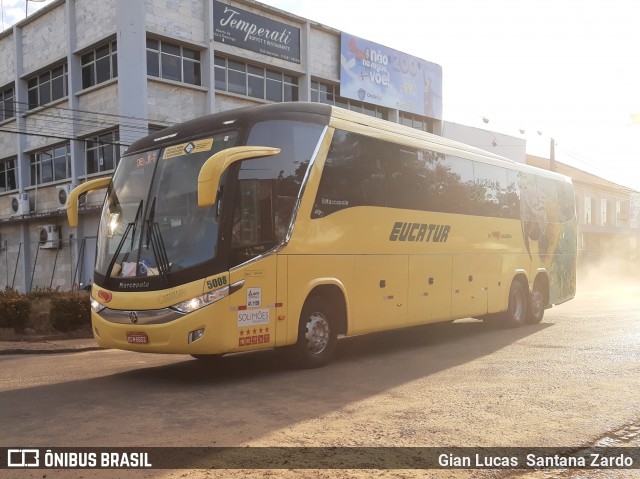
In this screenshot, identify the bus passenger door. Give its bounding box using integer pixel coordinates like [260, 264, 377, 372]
[408, 255, 452, 325]
[227, 179, 282, 352]
[353, 256, 408, 333]
[451, 254, 489, 319]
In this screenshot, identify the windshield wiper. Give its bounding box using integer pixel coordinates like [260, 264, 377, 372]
[147, 222, 170, 284]
[145, 197, 170, 284]
[105, 200, 143, 283]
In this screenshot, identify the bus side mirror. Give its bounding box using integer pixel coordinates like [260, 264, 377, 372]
[67, 177, 111, 228]
[197, 146, 280, 208]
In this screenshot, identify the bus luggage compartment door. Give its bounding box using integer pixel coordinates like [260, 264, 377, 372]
[451, 254, 489, 319]
[353, 255, 408, 334]
[408, 255, 452, 325]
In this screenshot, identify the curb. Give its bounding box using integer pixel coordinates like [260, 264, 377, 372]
[0, 346, 104, 355]
[0, 340, 104, 355]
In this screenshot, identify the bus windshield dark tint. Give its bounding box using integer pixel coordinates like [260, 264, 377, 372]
[95, 132, 238, 280]
[229, 119, 325, 267]
[313, 129, 574, 223]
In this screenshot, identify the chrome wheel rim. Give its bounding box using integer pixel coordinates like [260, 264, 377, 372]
[304, 312, 330, 355]
[512, 289, 525, 321]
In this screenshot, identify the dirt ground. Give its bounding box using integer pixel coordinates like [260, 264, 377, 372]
[3, 264, 640, 479]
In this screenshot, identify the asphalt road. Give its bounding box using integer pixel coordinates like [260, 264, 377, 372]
[1, 274, 640, 479]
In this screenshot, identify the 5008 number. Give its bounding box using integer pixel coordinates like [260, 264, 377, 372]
[207, 276, 228, 289]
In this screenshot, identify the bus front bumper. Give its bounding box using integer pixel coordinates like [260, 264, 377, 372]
[90, 304, 237, 355]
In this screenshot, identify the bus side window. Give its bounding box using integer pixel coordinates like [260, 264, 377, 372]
[505, 170, 521, 219]
[312, 130, 362, 218]
[556, 181, 576, 223]
[441, 156, 475, 215]
[385, 144, 421, 210]
[473, 162, 509, 218]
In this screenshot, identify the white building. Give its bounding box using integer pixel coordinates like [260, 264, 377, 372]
[0, 0, 521, 291]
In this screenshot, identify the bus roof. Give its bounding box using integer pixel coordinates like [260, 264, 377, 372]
[329, 105, 573, 184]
[124, 102, 332, 156]
[125, 102, 571, 185]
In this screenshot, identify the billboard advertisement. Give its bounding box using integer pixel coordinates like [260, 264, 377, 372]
[213, 1, 301, 63]
[340, 33, 442, 120]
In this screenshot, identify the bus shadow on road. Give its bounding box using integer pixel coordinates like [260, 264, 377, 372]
[0, 320, 554, 447]
[123, 319, 554, 385]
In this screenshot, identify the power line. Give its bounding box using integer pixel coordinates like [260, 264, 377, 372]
[5, 101, 169, 145]
[12, 99, 160, 125]
[1, 99, 178, 148]
[0, 127, 128, 147]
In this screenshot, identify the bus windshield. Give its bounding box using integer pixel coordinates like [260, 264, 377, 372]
[95, 132, 238, 280]
[94, 117, 327, 286]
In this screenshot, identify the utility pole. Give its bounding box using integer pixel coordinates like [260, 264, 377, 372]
[550, 137, 557, 172]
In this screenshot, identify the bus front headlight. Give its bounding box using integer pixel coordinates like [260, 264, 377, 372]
[171, 286, 229, 314]
[90, 298, 106, 313]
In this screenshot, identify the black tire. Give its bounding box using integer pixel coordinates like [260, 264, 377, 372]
[526, 281, 546, 324]
[291, 296, 338, 368]
[500, 280, 527, 328]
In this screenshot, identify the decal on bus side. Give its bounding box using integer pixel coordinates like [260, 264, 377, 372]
[206, 274, 228, 290]
[389, 222, 451, 243]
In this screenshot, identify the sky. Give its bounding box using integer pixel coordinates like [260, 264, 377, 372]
[3, 0, 640, 190]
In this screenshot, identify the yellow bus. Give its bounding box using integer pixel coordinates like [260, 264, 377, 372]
[67, 102, 576, 367]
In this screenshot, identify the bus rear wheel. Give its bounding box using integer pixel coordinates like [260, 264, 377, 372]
[501, 280, 527, 328]
[526, 281, 546, 324]
[292, 296, 338, 368]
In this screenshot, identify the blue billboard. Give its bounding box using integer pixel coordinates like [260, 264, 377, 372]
[340, 33, 442, 120]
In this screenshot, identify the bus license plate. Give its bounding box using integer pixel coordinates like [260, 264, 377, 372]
[127, 332, 149, 344]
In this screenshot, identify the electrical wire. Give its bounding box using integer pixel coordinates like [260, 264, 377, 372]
[1, 99, 177, 149]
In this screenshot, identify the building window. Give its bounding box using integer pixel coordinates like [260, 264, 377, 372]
[584, 196, 592, 224]
[29, 143, 71, 185]
[81, 41, 118, 89]
[27, 64, 68, 109]
[601, 198, 608, 226]
[147, 39, 201, 85]
[85, 130, 120, 174]
[0, 158, 17, 192]
[214, 56, 299, 102]
[0, 85, 15, 122]
[614, 200, 629, 227]
[400, 112, 428, 131]
[310, 80, 384, 118]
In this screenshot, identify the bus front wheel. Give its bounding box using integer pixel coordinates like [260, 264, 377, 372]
[292, 296, 338, 368]
[501, 280, 527, 328]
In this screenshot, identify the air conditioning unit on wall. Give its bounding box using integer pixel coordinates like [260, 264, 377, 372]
[39, 225, 61, 249]
[56, 184, 73, 209]
[10, 193, 30, 216]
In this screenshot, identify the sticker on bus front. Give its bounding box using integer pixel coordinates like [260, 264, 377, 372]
[126, 332, 149, 344]
[162, 139, 214, 160]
